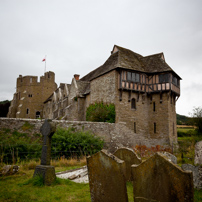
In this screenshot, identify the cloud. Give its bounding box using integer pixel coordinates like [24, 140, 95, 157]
[0, 0, 202, 116]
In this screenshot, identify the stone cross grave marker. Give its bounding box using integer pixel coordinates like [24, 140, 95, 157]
[33, 119, 56, 185]
[40, 119, 56, 165]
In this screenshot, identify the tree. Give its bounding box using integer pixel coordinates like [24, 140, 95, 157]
[0, 100, 10, 117]
[191, 107, 202, 133]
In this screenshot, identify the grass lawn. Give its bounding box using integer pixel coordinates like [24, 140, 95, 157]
[0, 171, 90, 202]
[0, 168, 134, 202]
[0, 167, 201, 202]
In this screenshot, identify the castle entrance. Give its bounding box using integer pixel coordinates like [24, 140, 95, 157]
[36, 111, 40, 119]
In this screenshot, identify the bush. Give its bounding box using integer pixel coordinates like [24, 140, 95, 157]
[51, 127, 104, 158]
[0, 129, 42, 164]
[86, 102, 115, 123]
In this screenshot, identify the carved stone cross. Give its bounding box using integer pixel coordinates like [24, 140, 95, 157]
[40, 119, 56, 165]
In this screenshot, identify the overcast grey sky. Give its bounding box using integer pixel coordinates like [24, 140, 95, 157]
[0, 0, 201, 116]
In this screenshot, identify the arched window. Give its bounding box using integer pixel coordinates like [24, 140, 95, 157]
[131, 98, 136, 109]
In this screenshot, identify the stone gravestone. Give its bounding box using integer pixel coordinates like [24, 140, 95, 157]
[195, 140, 202, 165]
[159, 151, 177, 164]
[33, 119, 56, 185]
[113, 147, 141, 181]
[87, 149, 128, 202]
[131, 153, 194, 202]
[182, 164, 202, 189]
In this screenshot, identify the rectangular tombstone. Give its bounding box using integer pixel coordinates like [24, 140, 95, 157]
[87, 149, 128, 202]
[131, 153, 194, 202]
[113, 147, 141, 181]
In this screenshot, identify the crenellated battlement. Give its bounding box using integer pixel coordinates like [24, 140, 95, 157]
[8, 71, 57, 119]
[17, 71, 55, 88]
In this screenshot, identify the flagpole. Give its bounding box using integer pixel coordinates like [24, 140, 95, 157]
[44, 55, 47, 73]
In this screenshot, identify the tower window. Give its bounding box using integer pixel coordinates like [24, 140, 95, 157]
[134, 122, 136, 133]
[160, 94, 163, 103]
[30, 78, 32, 83]
[154, 123, 156, 133]
[26, 109, 29, 114]
[153, 102, 156, 111]
[131, 98, 136, 109]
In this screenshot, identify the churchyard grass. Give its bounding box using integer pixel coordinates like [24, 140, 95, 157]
[0, 160, 134, 202]
[0, 158, 201, 201]
[195, 189, 202, 201]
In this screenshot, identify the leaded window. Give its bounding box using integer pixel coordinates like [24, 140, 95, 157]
[159, 74, 169, 83]
[127, 72, 140, 82]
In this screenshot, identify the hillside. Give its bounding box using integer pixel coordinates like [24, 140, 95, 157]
[177, 113, 192, 125]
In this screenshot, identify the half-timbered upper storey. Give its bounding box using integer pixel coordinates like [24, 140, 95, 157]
[81, 45, 181, 96]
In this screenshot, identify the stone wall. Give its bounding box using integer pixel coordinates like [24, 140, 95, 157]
[0, 118, 172, 153]
[90, 70, 117, 103]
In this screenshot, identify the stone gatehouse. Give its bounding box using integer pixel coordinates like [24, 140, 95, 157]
[8, 45, 181, 147]
[7, 71, 57, 119]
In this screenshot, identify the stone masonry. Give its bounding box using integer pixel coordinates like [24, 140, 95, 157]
[0, 118, 173, 153]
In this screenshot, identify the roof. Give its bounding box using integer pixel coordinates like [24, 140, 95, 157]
[76, 80, 90, 96]
[80, 45, 181, 81]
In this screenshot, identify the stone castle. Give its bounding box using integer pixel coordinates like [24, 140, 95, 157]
[8, 45, 181, 146]
[7, 72, 57, 119]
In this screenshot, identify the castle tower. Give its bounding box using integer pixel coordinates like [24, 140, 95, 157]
[7, 71, 57, 119]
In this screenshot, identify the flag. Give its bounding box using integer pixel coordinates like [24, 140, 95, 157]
[42, 58, 46, 62]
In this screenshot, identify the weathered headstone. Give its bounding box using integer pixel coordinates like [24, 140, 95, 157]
[87, 149, 128, 202]
[113, 147, 141, 181]
[182, 164, 202, 189]
[0, 165, 19, 176]
[159, 151, 177, 164]
[33, 119, 56, 185]
[131, 153, 194, 202]
[195, 140, 202, 165]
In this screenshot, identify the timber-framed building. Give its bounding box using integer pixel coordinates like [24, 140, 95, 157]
[43, 45, 181, 145]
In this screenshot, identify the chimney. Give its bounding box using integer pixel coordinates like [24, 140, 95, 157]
[74, 74, 80, 81]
